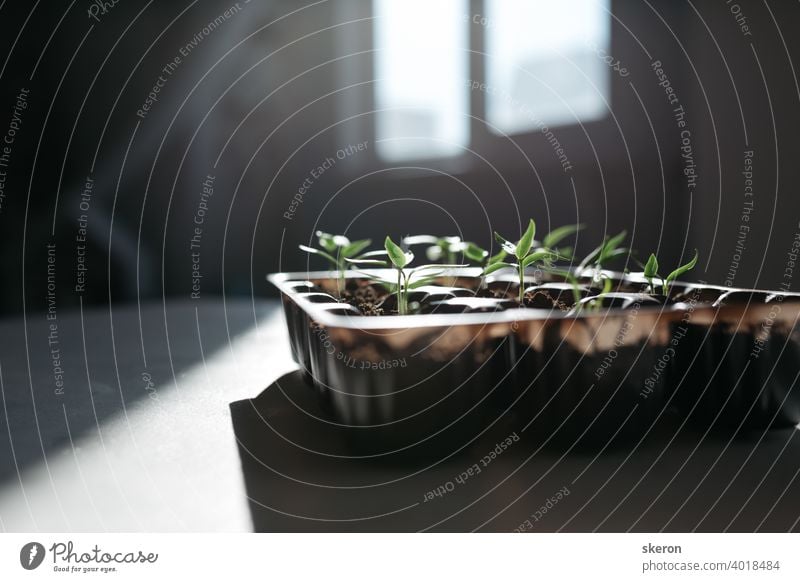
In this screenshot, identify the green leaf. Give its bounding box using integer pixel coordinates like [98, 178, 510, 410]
[604, 247, 629, 262]
[555, 246, 574, 260]
[341, 238, 371, 258]
[408, 275, 440, 288]
[402, 235, 439, 246]
[487, 249, 507, 265]
[385, 236, 411, 268]
[665, 249, 699, 284]
[552, 251, 575, 263]
[425, 245, 443, 262]
[598, 230, 627, 264]
[494, 232, 517, 255]
[463, 242, 488, 264]
[357, 250, 388, 259]
[482, 262, 510, 276]
[411, 263, 466, 273]
[515, 219, 536, 260]
[344, 257, 388, 266]
[493, 231, 511, 245]
[608, 230, 628, 249]
[644, 253, 659, 279]
[500, 242, 517, 255]
[578, 243, 603, 270]
[316, 231, 338, 253]
[521, 249, 555, 268]
[331, 235, 350, 247]
[542, 223, 584, 249]
[299, 244, 338, 265]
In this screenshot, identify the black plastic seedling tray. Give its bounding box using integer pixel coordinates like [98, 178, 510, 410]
[269, 268, 800, 454]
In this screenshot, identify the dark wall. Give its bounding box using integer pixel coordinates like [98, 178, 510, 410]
[682, 0, 800, 290]
[0, 0, 797, 316]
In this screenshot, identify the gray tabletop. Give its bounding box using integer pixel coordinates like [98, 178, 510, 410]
[1, 299, 799, 532]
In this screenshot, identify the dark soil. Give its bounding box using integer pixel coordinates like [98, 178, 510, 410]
[315, 276, 723, 317]
[474, 287, 506, 299]
[340, 285, 386, 316]
[523, 289, 571, 311]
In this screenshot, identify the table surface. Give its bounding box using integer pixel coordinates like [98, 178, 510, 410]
[1, 299, 799, 532]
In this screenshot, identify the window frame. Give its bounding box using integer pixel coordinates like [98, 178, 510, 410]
[335, 0, 619, 176]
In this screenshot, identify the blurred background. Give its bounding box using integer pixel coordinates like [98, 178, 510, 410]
[1, 0, 798, 315]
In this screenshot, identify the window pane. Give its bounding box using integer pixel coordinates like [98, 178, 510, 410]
[373, 0, 469, 161]
[485, 0, 611, 135]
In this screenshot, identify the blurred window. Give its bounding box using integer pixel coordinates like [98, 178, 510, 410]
[373, 0, 469, 161]
[373, 0, 611, 161]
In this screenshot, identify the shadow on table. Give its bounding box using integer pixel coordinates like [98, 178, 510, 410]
[231, 371, 800, 532]
[230, 369, 543, 532]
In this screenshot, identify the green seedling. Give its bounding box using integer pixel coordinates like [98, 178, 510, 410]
[347, 236, 465, 315]
[402, 235, 463, 264]
[578, 230, 629, 282]
[461, 242, 488, 265]
[298, 231, 372, 296]
[543, 267, 585, 310]
[643, 253, 659, 294]
[461, 242, 507, 290]
[485, 220, 558, 304]
[542, 223, 584, 261]
[578, 274, 615, 313]
[643, 250, 699, 296]
[523, 224, 585, 305]
[295, 225, 694, 316]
